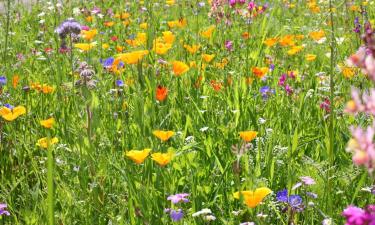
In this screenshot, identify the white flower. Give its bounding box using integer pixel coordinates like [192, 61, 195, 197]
[258, 118, 266, 124]
[204, 215, 216, 221]
[192, 208, 212, 217]
[200, 127, 209, 132]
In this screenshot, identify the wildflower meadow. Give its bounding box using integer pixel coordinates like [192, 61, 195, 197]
[0, 0, 374, 224]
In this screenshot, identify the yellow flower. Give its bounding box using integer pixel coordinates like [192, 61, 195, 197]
[233, 187, 272, 208]
[239, 131, 257, 142]
[0, 106, 26, 121]
[115, 50, 149, 65]
[309, 30, 325, 41]
[201, 26, 215, 39]
[305, 54, 317, 61]
[153, 42, 172, 55]
[40, 118, 55, 129]
[166, 0, 175, 5]
[340, 65, 356, 79]
[153, 130, 175, 141]
[140, 22, 148, 29]
[162, 31, 175, 44]
[151, 150, 174, 167]
[74, 42, 97, 51]
[102, 43, 110, 49]
[202, 54, 215, 63]
[184, 44, 200, 54]
[125, 149, 151, 164]
[287, 45, 304, 55]
[81, 29, 98, 41]
[172, 61, 189, 76]
[104, 21, 115, 27]
[36, 137, 59, 149]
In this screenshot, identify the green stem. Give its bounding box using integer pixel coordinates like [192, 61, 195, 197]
[47, 144, 54, 225]
[3, 0, 11, 63]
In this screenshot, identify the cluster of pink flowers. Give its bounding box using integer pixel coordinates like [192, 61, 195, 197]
[345, 22, 375, 174]
[347, 23, 375, 81]
[342, 205, 375, 225]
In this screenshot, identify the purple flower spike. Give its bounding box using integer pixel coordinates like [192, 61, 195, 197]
[300, 176, 316, 185]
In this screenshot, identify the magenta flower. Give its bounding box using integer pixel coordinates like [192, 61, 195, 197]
[167, 193, 189, 204]
[225, 40, 233, 51]
[343, 205, 375, 225]
[300, 176, 316, 185]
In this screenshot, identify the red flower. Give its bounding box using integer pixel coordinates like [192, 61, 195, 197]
[156, 85, 168, 102]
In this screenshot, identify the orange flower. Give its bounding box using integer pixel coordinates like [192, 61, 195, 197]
[210, 80, 222, 92]
[202, 54, 215, 63]
[153, 42, 172, 55]
[309, 30, 325, 41]
[264, 38, 278, 47]
[12, 75, 19, 88]
[305, 54, 317, 61]
[104, 21, 115, 27]
[242, 32, 250, 39]
[172, 61, 189, 76]
[151, 150, 174, 166]
[36, 137, 59, 149]
[153, 130, 175, 141]
[156, 85, 168, 102]
[42, 85, 55, 94]
[85, 16, 93, 22]
[239, 131, 257, 142]
[279, 35, 294, 47]
[252, 67, 268, 78]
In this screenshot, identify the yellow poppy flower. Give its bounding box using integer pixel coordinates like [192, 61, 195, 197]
[305, 54, 317, 61]
[162, 31, 175, 44]
[153, 42, 172, 55]
[166, 0, 175, 5]
[125, 149, 151, 164]
[202, 54, 215, 63]
[0, 106, 26, 121]
[36, 137, 59, 149]
[151, 150, 174, 167]
[239, 131, 257, 142]
[287, 45, 304, 55]
[102, 43, 110, 49]
[233, 187, 272, 208]
[153, 130, 175, 141]
[264, 38, 278, 47]
[184, 44, 200, 54]
[201, 26, 215, 39]
[115, 50, 149, 65]
[81, 29, 98, 41]
[140, 22, 148, 29]
[309, 30, 325, 41]
[74, 42, 97, 51]
[172, 61, 189, 76]
[40, 118, 55, 129]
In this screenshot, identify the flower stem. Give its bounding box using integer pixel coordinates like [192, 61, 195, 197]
[47, 145, 54, 225]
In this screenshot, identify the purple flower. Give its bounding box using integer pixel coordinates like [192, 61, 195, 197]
[0, 76, 6, 86]
[353, 17, 361, 34]
[4, 104, 14, 109]
[285, 85, 293, 95]
[278, 74, 287, 86]
[229, 0, 236, 7]
[289, 195, 303, 210]
[101, 57, 115, 68]
[0, 203, 10, 216]
[248, 1, 256, 11]
[260, 86, 275, 100]
[225, 40, 233, 51]
[55, 18, 81, 39]
[167, 193, 189, 204]
[170, 209, 184, 222]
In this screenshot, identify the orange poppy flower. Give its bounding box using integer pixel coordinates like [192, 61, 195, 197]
[156, 85, 168, 102]
[233, 187, 272, 208]
[252, 67, 268, 78]
[151, 150, 174, 167]
[172, 61, 189, 76]
[239, 131, 257, 142]
[201, 26, 215, 39]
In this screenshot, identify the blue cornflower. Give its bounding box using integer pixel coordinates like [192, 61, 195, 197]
[0, 76, 7, 86]
[276, 189, 304, 212]
[170, 209, 184, 222]
[101, 57, 114, 68]
[116, 80, 124, 87]
[4, 104, 14, 110]
[260, 86, 275, 100]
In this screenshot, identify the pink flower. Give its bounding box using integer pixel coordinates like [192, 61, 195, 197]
[347, 125, 375, 173]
